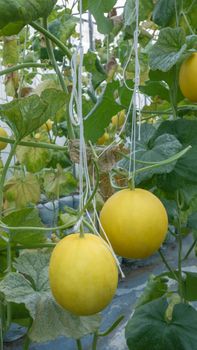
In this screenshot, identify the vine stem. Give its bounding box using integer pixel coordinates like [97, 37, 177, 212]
[0, 302, 4, 350]
[76, 339, 83, 350]
[5, 239, 12, 331]
[92, 332, 98, 350]
[158, 249, 178, 282]
[0, 140, 19, 215]
[30, 21, 72, 60]
[42, 18, 68, 94]
[181, 11, 195, 34]
[23, 336, 31, 350]
[0, 136, 68, 151]
[0, 243, 56, 252]
[0, 219, 76, 233]
[0, 63, 47, 77]
[42, 17, 75, 140]
[182, 239, 197, 261]
[127, 146, 191, 181]
[176, 191, 184, 302]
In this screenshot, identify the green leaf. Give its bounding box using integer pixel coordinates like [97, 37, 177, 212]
[2, 208, 47, 245]
[0, 89, 66, 140]
[47, 149, 71, 169]
[43, 166, 77, 198]
[83, 51, 107, 89]
[140, 81, 170, 102]
[188, 212, 197, 233]
[155, 120, 197, 187]
[59, 213, 77, 228]
[11, 302, 30, 325]
[123, 0, 136, 36]
[16, 144, 52, 173]
[0, 250, 101, 342]
[84, 81, 122, 142]
[135, 275, 168, 308]
[0, 251, 51, 318]
[29, 294, 101, 342]
[48, 13, 77, 42]
[3, 37, 19, 65]
[88, 0, 117, 34]
[182, 271, 197, 302]
[13, 250, 51, 291]
[149, 27, 187, 72]
[119, 124, 182, 184]
[186, 35, 197, 50]
[4, 173, 40, 208]
[149, 67, 184, 103]
[123, 0, 153, 37]
[81, 0, 88, 12]
[0, 0, 57, 36]
[152, 0, 176, 27]
[125, 298, 197, 350]
[118, 80, 134, 108]
[161, 270, 197, 302]
[0, 272, 40, 318]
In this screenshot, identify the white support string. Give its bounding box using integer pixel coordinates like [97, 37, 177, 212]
[70, 0, 140, 277]
[98, 0, 141, 165]
[128, 0, 140, 181]
[86, 209, 125, 278]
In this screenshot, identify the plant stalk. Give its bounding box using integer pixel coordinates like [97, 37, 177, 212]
[176, 191, 184, 302]
[5, 238, 12, 331]
[23, 334, 31, 350]
[42, 17, 75, 140]
[76, 339, 83, 350]
[92, 332, 98, 350]
[0, 140, 19, 215]
[182, 239, 197, 261]
[158, 249, 178, 282]
[0, 63, 47, 77]
[0, 136, 68, 151]
[30, 21, 72, 60]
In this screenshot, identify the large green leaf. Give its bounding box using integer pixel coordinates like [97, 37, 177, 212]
[118, 124, 182, 184]
[155, 120, 197, 187]
[140, 81, 170, 102]
[84, 81, 122, 142]
[29, 294, 101, 342]
[149, 27, 187, 72]
[48, 13, 78, 42]
[0, 251, 101, 342]
[0, 0, 57, 36]
[2, 208, 47, 245]
[4, 173, 40, 208]
[0, 89, 66, 140]
[152, 0, 176, 27]
[149, 68, 184, 103]
[83, 51, 107, 89]
[88, 0, 117, 34]
[123, 0, 153, 37]
[125, 298, 197, 350]
[43, 167, 77, 198]
[188, 212, 197, 230]
[3, 37, 19, 65]
[182, 271, 197, 302]
[118, 80, 134, 108]
[135, 275, 168, 308]
[161, 270, 197, 302]
[16, 144, 52, 173]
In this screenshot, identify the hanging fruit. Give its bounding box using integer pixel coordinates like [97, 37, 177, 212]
[100, 188, 168, 259]
[0, 127, 8, 150]
[49, 233, 118, 316]
[179, 52, 197, 102]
